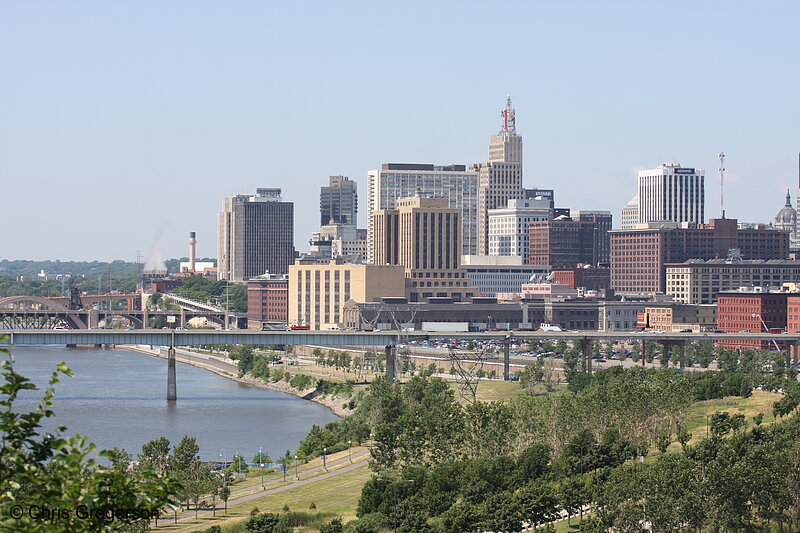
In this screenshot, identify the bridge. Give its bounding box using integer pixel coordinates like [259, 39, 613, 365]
[3, 329, 799, 401]
[0, 295, 245, 330]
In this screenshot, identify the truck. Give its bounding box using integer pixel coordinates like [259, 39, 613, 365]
[421, 322, 470, 332]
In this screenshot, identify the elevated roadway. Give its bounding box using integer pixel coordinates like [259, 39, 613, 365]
[4, 329, 798, 401]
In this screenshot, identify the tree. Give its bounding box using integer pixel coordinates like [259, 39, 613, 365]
[232, 453, 249, 472]
[318, 517, 344, 533]
[0, 339, 178, 532]
[253, 450, 272, 466]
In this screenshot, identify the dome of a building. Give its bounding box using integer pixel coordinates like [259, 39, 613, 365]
[775, 190, 797, 225]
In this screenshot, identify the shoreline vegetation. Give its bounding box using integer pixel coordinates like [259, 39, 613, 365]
[119, 345, 353, 417]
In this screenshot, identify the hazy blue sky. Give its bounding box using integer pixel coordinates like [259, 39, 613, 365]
[2, 1, 798, 262]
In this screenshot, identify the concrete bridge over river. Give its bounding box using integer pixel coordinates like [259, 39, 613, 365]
[3, 329, 799, 401]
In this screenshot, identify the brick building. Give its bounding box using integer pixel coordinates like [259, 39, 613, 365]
[247, 273, 289, 329]
[716, 291, 788, 349]
[528, 218, 596, 268]
[610, 218, 789, 295]
[552, 266, 611, 291]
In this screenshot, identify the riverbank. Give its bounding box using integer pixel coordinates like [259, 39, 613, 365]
[120, 345, 352, 417]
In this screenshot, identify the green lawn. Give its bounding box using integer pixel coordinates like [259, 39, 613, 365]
[154, 464, 371, 533]
[681, 389, 782, 445]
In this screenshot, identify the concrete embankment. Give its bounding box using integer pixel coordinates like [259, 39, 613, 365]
[120, 345, 351, 417]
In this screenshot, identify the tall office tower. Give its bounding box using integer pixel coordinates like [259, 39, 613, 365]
[373, 192, 476, 302]
[488, 198, 551, 262]
[217, 188, 295, 282]
[474, 97, 525, 255]
[367, 163, 479, 262]
[637, 164, 705, 224]
[570, 210, 613, 264]
[320, 175, 358, 226]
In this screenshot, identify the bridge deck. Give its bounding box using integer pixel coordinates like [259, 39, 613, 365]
[1, 329, 799, 347]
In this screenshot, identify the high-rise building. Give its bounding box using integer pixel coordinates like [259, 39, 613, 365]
[527, 218, 597, 268]
[217, 188, 295, 282]
[373, 193, 476, 302]
[488, 198, 550, 262]
[570, 210, 613, 264]
[367, 163, 479, 261]
[637, 163, 705, 224]
[320, 175, 358, 226]
[474, 97, 524, 255]
[609, 218, 789, 295]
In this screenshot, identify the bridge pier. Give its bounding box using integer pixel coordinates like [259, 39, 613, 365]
[167, 347, 177, 401]
[503, 336, 511, 380]
[581, 338, 592, 375]
[385, 345, 396, 382]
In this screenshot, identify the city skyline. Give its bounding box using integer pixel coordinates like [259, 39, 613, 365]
[2, 1, 799, 261]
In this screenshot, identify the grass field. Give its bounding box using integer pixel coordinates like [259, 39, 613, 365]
[153, 464, 371, 533]
[680, 389, 782, 445]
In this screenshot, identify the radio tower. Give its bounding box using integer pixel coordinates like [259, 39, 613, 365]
[718, 152, 726, 219]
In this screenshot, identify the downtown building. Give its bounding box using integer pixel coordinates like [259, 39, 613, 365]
[570, 210, 613, 264]
[217, 188, 295, 282]
[367, 163, 479, 261]
[473, 97, 525, 255]
[373, 193, 477, 302]
[288, 260, 406, 330]
[610, 218, 789, 295]
[247, 272, 289, 329]
[320, 175, 358, 226]
[666, 252, 800, 304]
[637, 163, 705, 225]
[487, 197, 551, 262]
[527, 218, 597, 268]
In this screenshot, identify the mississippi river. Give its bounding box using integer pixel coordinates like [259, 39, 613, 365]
[9, 345, 338, 461]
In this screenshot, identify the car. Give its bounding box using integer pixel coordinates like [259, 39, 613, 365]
[679, 329, 692, 333]
[739, 329, 752, 333]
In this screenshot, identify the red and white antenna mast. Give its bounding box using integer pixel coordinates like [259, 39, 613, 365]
[500, 95, 516, 134]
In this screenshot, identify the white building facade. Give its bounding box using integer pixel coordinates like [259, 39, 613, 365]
[637, 164, 704, 225]
[461, 255, 550, 297]
[488, 198, 550, 261]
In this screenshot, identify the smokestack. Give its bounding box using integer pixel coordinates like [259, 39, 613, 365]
[189, 232, 197, 273]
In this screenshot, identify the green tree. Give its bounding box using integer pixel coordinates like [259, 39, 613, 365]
[0, 340, 178, 532]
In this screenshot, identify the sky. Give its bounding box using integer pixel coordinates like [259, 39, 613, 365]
[1, 1, 799, 262]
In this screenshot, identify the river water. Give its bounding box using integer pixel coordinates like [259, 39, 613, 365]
[8, 346, 338, 462]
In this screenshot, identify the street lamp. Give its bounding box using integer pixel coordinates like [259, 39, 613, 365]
[565, 442, 601, 525]
[348, 440, 352, 463]
[219, 448, 227, 469]
[323, 447, 327, 471]
[294, 455, 299, 480]
[376, 478, 415, 533]
[259, 446, 265, 489]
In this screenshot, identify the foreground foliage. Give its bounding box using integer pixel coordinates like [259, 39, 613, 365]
[0, 337, 179, 532]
